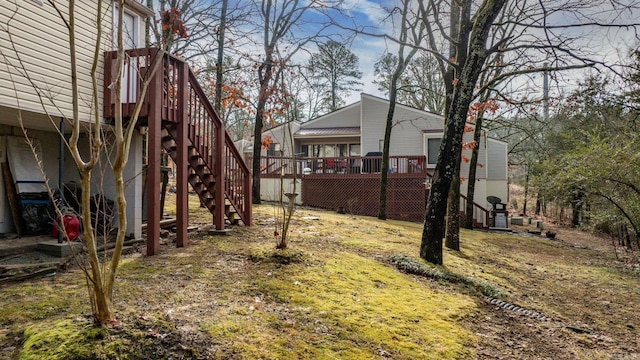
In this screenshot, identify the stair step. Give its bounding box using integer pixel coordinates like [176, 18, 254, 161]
[204, 198, 214, 209]
[160, 120, 246, 227]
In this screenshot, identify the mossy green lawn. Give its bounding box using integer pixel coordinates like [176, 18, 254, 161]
[2, 199, 639, 359]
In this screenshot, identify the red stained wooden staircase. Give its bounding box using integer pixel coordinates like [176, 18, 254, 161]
[104, 48, 251, 255]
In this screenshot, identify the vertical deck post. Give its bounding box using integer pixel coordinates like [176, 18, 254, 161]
[244, 170, 252, 226]
[176, 61, 189, 247]
[214, 120, 225, 230]
[146, 50, 163, 256]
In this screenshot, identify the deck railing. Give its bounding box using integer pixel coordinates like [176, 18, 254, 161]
[258, 155, 428, 178]
[460, 194, 490, 229]
[104, 48, 251, 226]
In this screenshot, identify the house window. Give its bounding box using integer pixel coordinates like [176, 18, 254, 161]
[114, 5, 141, 103]
[265, 143, 282, 156]
[267, 143, 276, 156]
[349, 144, 360, 157]
[424, 133, 443, 167]
[322, 144, 336, 157]
[301, 143, 358, 158]
[338, 144, 348, 157]
[311, 144, 322, 157]
[113, 5, 140, 49]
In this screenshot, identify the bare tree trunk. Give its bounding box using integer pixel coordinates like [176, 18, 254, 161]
[252, 57, 273, 205]
[214, 0, 228, 116]
[251, 106, 265, 204]
[421, 0, 506, 265]
[464, 117, 484, 229]
[378, 89, 396, 220]
[445, 166, 461, 250]
[523, 170, 530, 215]
[379, 0, 422, 220]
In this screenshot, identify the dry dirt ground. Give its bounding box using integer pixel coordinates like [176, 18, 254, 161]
[467, 222, 640, 360]
[1, 197, 639, 359]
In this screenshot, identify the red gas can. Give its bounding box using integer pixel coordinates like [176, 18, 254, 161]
[52, 213, 80, 241]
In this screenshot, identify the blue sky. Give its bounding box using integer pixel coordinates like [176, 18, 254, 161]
[208, 0, 640, 107]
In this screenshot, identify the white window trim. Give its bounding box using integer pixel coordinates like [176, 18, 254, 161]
[113, 3, 142, 49]
[423, 132, 443, 168]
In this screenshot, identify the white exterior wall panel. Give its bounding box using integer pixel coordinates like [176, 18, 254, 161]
[361, 95, 442, 156]
[260, 178, 302, 205]
[459, 130, 474, 181]
[261, 122, 301, 157]
[391, 105, 441, 156]
[360, 96, 385, 154]
[487, 138, 508, 180]
[302, 104, 360, 129]
[486, 180, 508, 206]
[475, 134, 488, 179]
[473, 179, 488, 209]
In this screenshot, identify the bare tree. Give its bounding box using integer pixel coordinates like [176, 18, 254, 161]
[250, 0, 338, 204]
[374, 53, 445, 114]
[2, 0, 164, 324]
[214, 0, 229, 114]
[150, 0, 215, 60]
[308, 40, 363, 111]
[415, 0, 640, 264]
[378, 0, 424, 220]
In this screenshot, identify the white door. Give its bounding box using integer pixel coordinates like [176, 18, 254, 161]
[114, 5, 140, 103]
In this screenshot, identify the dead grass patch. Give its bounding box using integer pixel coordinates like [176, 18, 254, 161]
[1, 196, 639, 359]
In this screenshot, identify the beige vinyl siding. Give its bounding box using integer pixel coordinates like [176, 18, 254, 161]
[360, 95, 387, 153]
[0, 1, 112, 122]
[361, 94, 442, 156]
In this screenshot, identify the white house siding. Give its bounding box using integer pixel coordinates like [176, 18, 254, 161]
[487, 138, 508, 180]
[485, 138, 509, 205]
[458, 178, 489, 225]
[260, 178, 302, 205]
[0, 1, 112, 124]
[301, 103, 360, 129]
[261, 122, 301, 157]
[0, 128, 76, 232]
[473, 179, 488, 209]
[476, 133, 488, 179]
[459, 130, 488, 189]
[0, 126, 144, 237]
[99, 133, 145, 239]
[361, 94, 442, 156]
[486, 180, 508, 206]
[459, 130, 474, 181]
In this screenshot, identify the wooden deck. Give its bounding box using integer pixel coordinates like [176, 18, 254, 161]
[104, 48, 251, 255]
